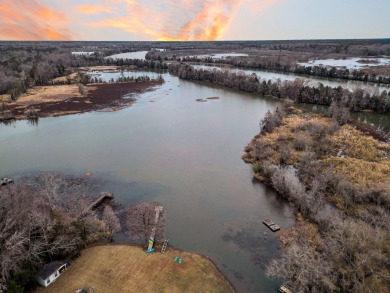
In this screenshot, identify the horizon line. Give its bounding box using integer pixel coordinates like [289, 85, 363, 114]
[1, 38, 390, 43]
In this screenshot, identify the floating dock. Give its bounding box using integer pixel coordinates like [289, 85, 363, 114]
[263, 219, 280, 232]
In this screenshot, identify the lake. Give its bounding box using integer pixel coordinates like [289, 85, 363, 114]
[298, 57, 390, 70]
[0, 71, 295, 292]
[106, 51, 149, 60]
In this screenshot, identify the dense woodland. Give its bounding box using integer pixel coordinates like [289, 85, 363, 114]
[1, 41, 389, 119]
[146, 39, 390, 84]
[170, 64, 390, 113]
[0, 173, 165, 292]
[0, 43, 166, 98]
[147, 52, 390, 85]
[1, 39, 390, 98]
[243, 105, 390, 292]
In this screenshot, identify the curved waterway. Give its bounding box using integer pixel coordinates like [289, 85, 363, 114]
[192, 64, 390, 93]
[0, 71, 295, 292]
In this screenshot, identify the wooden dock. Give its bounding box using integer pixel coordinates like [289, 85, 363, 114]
[161, 239, 169, 253]
[279, 285, 294, 293]
[80, 192, 113, 217]
[146, 206, 163, 252]
[263, 219, 280, 232]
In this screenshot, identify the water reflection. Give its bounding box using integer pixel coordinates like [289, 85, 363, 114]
[0, 71, 295, 292]
[27, 117, 39, 126]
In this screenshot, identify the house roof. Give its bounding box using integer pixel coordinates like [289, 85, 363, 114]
[37, 261, 65, 280]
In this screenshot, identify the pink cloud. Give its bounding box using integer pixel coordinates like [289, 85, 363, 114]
[0, 0, 74, 40]
[91, 0, 248, 41]
[76, 4, 113, 15]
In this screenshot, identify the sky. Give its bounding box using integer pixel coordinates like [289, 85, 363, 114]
[0, 0, 389, 41]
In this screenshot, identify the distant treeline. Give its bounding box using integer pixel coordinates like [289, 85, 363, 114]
[2, 39, 390, 98]
[78, 72, 164, 84]
[0, 48, 168, 98]
[146, 52, 390, 85]
[1, 43, 389, 114]
[169, 64, 390, 113]
[215, 57, 390, 85]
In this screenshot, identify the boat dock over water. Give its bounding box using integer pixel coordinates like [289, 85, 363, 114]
[263, 219, 280, 232]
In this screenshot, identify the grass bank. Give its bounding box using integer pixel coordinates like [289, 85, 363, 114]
[35, 245, 234, 293]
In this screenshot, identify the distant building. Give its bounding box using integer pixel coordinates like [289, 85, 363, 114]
[36, 261, 67, 287]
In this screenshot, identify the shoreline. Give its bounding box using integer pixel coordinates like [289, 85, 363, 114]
[1, 80, 163, 122]
[242, 107, 390, 292]
[85, 242, 237, 292]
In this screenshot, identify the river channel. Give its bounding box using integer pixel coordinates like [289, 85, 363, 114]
[0, 71, 295, 292]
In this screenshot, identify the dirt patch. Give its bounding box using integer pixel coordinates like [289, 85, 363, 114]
[51, 72, 79, 84]
[3, 81, 162, 120]
[15, 85, 82, 106]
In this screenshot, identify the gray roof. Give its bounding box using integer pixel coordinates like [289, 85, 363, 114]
[37, 261, 65, 280]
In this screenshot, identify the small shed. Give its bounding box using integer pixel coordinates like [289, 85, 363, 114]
[36, 261, 67, 287]
[0, 178, 14, 186]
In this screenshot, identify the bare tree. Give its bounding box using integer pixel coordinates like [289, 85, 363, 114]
[78, 83, 85, 95]
[122, 202, 166, 245]
[0, 173, 104, 284]
[102, 205, 121, 235]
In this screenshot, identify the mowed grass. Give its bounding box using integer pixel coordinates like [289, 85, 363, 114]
[35, 245, 233, 293]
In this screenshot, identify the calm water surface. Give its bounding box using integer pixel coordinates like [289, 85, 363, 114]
[298, 57, 390, 70]
[191, 53, 249, 59]
[297, 103, 390, 131]
[106, 51, 148, 60]
[0, 72, 294, 292]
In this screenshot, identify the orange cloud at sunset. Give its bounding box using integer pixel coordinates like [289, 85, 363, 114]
[0, 0, 73, 40]
[0, 0, 278, 41]
[76, 4, 113, 15]
[90, 0, 247, 41]
[159, 0, 246, 41]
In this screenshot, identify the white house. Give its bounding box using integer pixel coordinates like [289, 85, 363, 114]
[36, 261, 67, 287]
